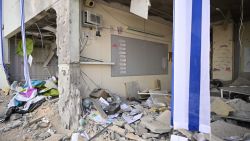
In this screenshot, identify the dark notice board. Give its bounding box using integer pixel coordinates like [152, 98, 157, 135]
[111, 35, 168, 77]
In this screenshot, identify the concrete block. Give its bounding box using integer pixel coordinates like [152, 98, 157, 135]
[124, 124, 135, 133]
[211, 120, 250, 139]
[140, 110, 171, 134]
[125, 133, 145, 141]
[108, 125, 126, 136]
[211, 97, 234, 116]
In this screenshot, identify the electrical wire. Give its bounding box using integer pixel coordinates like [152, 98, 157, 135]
[239, 0, 244, 52]
[79, 71, 92, 92]
[34, 23, 44, 48]
[80, 71, 100, 88]
[80, 32, 89, 54]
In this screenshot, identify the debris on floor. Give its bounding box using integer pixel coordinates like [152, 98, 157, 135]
[211, 97, 235, 116]
[1, 84, 250, 141]
[0, 77, 67, 141]
[1, 76, 59, 123]
[68, 89, 250, 141]
[72, 88, 174, 141]
[211, 120, 250, 140]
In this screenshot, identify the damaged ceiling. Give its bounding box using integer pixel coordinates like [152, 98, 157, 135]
[16, 9, 57, 47]
[103, 0, 250, 22]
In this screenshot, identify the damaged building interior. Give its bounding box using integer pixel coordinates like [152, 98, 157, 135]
[0, 0, 250, 141]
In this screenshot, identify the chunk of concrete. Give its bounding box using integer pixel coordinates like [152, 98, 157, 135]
[135, 125, 148, 136]
[226, 99, 250, 112]
[9, 120, 23, 129]
[38, 122, 50, 128]
[140, 110, 171, 134]
[226, 99, 250, 118]
[124, 124, 135, 133]
[204, 134, 224, 141]
[125, 133, 145, 141]
[176, 129, 192, 139]
[90, 89, 110, 99]
[44, 134, 66, 141]
[177, 129, 224, 141]
[193, 133, 206, 141]
[211, 120, 250, 139]
[113, 120, 125, 127]
[211, 97, 234, 116]
[38, 132, 51, 140]
[108, 125, 126, 136]
[142, 133, 160, 139]
[10, 113, 22, 121]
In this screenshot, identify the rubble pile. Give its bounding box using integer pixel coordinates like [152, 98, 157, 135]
[0, 94, 71, 141]
[0, 77, 59, 122]
[0, 85, 250, 141]
[209, 97, 250, 141]
[0, 77, 68, 141]
[74, 88, 172, 141]
[71, 89, 250, 141]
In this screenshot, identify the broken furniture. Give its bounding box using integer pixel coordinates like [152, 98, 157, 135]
[220, 87, 250, 98]
[219, 75, 250, 98]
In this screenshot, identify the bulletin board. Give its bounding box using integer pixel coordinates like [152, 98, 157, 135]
[111, 35, 168, 77]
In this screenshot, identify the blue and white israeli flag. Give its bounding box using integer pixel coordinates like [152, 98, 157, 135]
[0, 0, 4, 65]
[171, 0, 211, 133]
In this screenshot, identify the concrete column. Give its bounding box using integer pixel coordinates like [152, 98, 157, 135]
[54, 0, 82, 130]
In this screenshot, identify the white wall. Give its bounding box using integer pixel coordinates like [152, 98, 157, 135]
[212, 23, 233, 81]
[81, 2, 172, 97]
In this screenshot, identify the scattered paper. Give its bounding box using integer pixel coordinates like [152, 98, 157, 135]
[88, 111, 110, 124]
[15, 88, 38, 102]
[108, 113, 119, 119]
[99, 97, 110, 107]
[45, 78, 57, 89]
[80, 131, 90, 140]
[121, 103, 132, 112]
[130, 109, 140, 116]
[130, 0, 150, 19]
[71, 133, 80, 141]
[22, 95, 45, 111]
[28, 55, 33, 67]
[171, 135, 188, 141]
[122, 113, 143, 124]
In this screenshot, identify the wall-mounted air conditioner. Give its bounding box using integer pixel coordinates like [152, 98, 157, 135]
[82, 10, 102, 27]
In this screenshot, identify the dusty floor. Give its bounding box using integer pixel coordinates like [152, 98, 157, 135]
[0, 92, 71, 141]
[1, 89, 250, 141]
